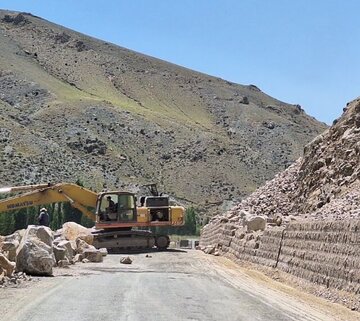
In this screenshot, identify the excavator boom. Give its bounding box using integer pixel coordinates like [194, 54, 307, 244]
[0, 183, 52, 194]
[0, 183, 98, 221]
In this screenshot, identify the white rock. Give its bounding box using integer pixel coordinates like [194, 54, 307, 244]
[62, 222, 94, 245]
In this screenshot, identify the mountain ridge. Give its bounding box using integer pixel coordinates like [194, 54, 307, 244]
[0, 10, 327, 216]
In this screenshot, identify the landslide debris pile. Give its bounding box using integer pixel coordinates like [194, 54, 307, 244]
[0, 222, 107, 287]
[0, 10, 327, 216]
[200, 98, 360, 305]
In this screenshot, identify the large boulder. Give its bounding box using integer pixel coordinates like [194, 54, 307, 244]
[28, 227, 53, 246]
[62, 222, 94, 245]
[2, 230, 24, 262]
[16, 225, 56, 276]
[244, 216, 266, 232]
[0, 253, 15, 277]
[4, 230, 25, 243]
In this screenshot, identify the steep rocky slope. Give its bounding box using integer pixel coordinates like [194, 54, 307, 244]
[211, 98, 360, 224]
[0, 11, 327, 214]
[200, 98, 360, 308]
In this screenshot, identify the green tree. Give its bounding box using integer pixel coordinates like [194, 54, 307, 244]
[13, 208, 28, 231]
[62, 202, 82, 224]
[183, 207, 197, 235]
[0, 212, 14, 235]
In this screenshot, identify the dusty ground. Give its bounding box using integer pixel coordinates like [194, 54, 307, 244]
[233, 257, 360, 313]
[0, 250, 358, 321]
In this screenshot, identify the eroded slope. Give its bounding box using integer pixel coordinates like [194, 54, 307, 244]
[0, 11, 327, 213]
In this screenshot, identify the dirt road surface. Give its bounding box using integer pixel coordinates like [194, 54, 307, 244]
[0, 250, 357, 321]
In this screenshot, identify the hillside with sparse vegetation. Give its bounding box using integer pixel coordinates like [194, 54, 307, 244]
[0, 10, 327, 218]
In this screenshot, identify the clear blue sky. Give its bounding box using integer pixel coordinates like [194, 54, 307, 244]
[2, 0, 360, 124]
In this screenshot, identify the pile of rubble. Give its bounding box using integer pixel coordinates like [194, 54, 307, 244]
[0, 271, 32, 288]
[217, 159, 301, 225]
[0, 222, 107, 285]
[200, 160, 300, 254]
[207, 98, 360, 231]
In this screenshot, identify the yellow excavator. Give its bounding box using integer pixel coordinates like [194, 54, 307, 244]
[0, 183, 185, 251]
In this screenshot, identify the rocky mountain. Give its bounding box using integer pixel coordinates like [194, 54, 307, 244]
[0, 10, 327, 215]
[214, 98, 360, 223]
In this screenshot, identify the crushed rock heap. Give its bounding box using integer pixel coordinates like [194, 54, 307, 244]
[200, 98, 360, 309]
[0, 222, 107, 286]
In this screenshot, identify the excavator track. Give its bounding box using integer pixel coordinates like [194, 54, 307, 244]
[92, 230, 170, 252]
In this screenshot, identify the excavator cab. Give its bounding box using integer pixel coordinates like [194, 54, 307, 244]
[97, 192, 136, 223]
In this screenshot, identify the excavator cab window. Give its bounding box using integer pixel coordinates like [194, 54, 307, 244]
[99, 193, 136, 222]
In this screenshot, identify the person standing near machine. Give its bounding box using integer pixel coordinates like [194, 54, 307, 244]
[38, 208, 50, 227]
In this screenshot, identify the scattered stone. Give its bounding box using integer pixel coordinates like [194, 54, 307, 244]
[76, 238, 95, 254]
[54, 32, 71, 44]
[0, 271, 31, 288]
[120, 256, 132, 264]
[99, 248, 108, 257]
[204, 246, 216, 255]
[0, 253, 15, 277]
[73, 253, 84, 263]
[57, 240, 76, 260]
[57, 259, 70, 268]
[83, 249, 103, 263]
[239, 96, 249, 104]
[53, 245, 66, 263]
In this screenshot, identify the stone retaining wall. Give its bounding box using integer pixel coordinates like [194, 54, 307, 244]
[200, 219, 360, 294]
[278, 220, 360, 293]
[255, 227, 284, 267]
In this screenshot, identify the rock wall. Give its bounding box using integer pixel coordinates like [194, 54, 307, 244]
[278, 220, 360, 293]
[201, 219, 360, 295]
[255, 227, 284, 267]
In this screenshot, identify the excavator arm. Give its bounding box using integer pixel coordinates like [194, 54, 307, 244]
[0, 183, 98, 221]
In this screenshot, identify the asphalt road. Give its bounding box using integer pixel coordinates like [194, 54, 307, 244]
[0, 250, 355, 321]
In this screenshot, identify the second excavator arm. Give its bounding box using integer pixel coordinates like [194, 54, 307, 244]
[0, 183, 98, 221]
